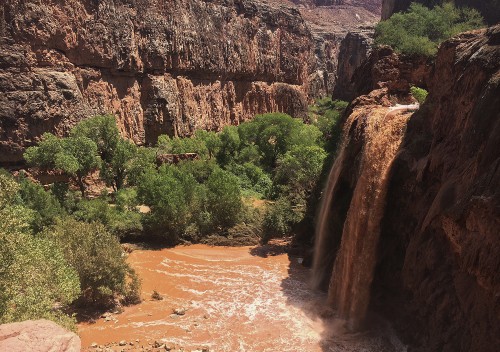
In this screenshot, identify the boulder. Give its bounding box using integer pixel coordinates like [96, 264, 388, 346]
[0, 319, 81, 352]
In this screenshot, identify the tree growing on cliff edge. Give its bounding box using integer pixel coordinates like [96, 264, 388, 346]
[24, 133, 100, 197]
[375, 3, 484, 56]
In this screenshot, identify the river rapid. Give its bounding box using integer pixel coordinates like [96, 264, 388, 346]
[78, 244, 405, 352]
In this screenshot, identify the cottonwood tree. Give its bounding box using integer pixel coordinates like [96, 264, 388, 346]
[71, 115, 136, 191]
[24, 133, 100, 197]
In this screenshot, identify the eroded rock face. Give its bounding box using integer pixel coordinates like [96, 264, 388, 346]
[326, 25, 500, 351]
[379, 26, 500, 352]
[0, 0, 382, 164]
[349, 45, 433, 99]
[0, 0, 316, 162]
[0, 319, 81, 352]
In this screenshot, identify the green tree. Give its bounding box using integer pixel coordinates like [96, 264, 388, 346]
[217, 126, 241, 165]
[71, 115, 137, 190]
[375, 3, 484, 56]
[158, 134, 209, 158]
[101, 139, 138, 190]
[127, 147, 157, 186]
[0, 171, 80, 328]
[195, 130, 222, 159]
[137, 166, 194, 241]
[24, 133, 100, 197]
[274, 145, 327, 196]
[70, 115, 120, 163]
[236, 113, 323, 169]
[45, 218, 139, 306]
[205, 168, 243, 229]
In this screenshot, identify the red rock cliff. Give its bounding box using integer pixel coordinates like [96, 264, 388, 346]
[0, 0, 381, 163]
[0, 0, 316, 162]
[316, 25, 500, 351]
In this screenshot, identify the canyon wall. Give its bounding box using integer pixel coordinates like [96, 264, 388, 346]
[0, 0, 316, 163]
[381, 0, 500, 24]
[316, 25, 499, 351]
[0, 0, 381, 164]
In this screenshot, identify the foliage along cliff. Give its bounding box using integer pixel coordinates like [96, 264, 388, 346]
[0, 0, 314, 163]
[316, 25, 499, 351]
[381, 0, 500, 24]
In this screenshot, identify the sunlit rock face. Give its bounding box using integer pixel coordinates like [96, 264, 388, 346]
[0, 320, 81, 352]
[0, 0, 315, 163]
[0, 0, 382, 164]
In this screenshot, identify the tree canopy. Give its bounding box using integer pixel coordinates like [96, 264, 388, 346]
[375, 3, 484, 56]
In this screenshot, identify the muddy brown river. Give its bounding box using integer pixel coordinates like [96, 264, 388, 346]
[78, 244, 405, 352]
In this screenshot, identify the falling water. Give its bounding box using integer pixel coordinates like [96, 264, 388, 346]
[313, 105, 414, 330]
[311, 127, 350, 290]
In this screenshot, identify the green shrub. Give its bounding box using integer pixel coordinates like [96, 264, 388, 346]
[205, 169, 243, 229]
[18, 177, 64, 232]
[310, 98, 347, 150]
[226, 162, 272, 196]
[274, 145, 327, 198]
[410, 86, 429, 104]
[177, 159, 218, 183]
[0, 172, 79, 329]
[216, 126, 241, 166]
[375, 3, 484, 56]
[126, 147, 157, 186]
[262, 198, 302, 243]
[236, 113, 322, 169]
[72, 197, 143, 238]
[45, 218, 139, 307]
[137, 166, 195, 241]
[158, 134, 209, 159]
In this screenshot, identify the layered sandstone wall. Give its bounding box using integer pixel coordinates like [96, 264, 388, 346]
[0, 0, 317, 163]
[0, 0, 382, 164]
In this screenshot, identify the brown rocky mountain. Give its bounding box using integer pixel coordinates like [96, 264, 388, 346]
[314, 25, 500, 351]
[0, 0, 381, 164]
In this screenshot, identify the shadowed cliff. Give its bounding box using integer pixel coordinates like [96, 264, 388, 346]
[314, 25, 500, 351]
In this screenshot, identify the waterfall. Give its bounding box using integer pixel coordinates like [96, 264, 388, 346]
[313, 104, 414, 330]
[311, 127, 350, 290]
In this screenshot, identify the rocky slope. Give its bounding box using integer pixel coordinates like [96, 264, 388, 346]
[316, 25, 499, 351]
[0, 0, 380, 164]
[381, 0, 500, 24]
